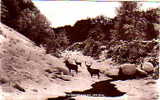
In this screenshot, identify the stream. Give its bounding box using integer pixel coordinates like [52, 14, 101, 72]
[47, 79, 125, 100]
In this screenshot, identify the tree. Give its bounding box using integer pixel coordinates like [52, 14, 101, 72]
[13, 8, 54, 45]
[70, 19, 93, 43]
[111, 1, 159, 41]
[1, 0, 59, 53]
[117, 1, 139, 15]
[144, 8, 160, 40]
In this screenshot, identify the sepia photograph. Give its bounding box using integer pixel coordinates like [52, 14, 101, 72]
[0, 0, 160, 100]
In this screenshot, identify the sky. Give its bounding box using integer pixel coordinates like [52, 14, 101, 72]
[33, 1, 160, 28]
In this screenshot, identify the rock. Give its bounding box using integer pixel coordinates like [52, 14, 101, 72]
[136, 68, 148, 76]
[120, 64, 137, 76]
[105, 68, 119, 78]
[142, 62, 154, 73]
[13, 83, 25, 92]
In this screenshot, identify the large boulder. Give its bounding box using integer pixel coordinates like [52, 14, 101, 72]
[142, 62, 154, 73]
[120, 63, 137, 76]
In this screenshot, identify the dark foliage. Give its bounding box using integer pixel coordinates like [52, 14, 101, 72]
[54, 16, 113, 44]
[54, 2, 159, 45]
[55, 1, 159, 64]
[111, 2, 159, 41]
[54, 27, 70, 49]
[106, 40, 159, 64]
[71, 19, 93, 42]
[1, 0, 58, 53]
[61, 19, 94, 43]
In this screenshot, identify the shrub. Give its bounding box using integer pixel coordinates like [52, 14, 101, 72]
[107, 40, 158, 64]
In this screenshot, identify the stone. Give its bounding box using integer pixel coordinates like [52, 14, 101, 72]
[120, 63, 137, 76]
[13, 83, 25, 92]
[136, 67, 148, 76]
[142, 62, 154, 73]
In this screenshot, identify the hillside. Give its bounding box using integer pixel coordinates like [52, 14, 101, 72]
[0, 23, 71, 99]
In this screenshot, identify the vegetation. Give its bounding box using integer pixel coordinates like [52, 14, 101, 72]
[1, 0, 58, 53]
[1, 0, 159, 65]
[54, 1, 159, 64]
[107, 40, 159, 64]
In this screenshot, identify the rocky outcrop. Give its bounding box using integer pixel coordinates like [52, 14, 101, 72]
[117, 62, 156, 79]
